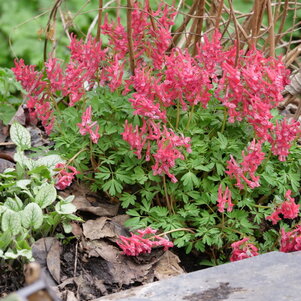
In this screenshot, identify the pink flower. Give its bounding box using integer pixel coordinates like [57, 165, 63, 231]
[271, 119, 300, 161]
[226, 140, 265, 189]
[77, 106, 100, 144]
[152, 126, 191, 183]
[280, 226, 301, 253]
[217, 184, 233, 213]
[230, 238, 259, 262]
[54, 163, 79, 190]
[117, 227, 173, 256]
[266, 190, 300, 224]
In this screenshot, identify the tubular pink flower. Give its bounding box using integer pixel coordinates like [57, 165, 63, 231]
[117, 227, 173, 256]
[271, 119, 300, 161]
[230, 238, 259, 262]
[54, 163, 79, 190]
[266, 190, 300, 224]
[217, 184, 233, 213]
[226, 140, 264, 189]
[77, 106, 100, 144]
[280, 226, 301, 253]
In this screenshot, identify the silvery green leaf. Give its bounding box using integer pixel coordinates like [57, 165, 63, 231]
[22, 203, 43, 230]
[10, 122, 31, 150]
[0, 231, 12, 250]
[35, 184, 57, 208]
[4, 196, 23, 211]
[4, 249, 33, 260]
[14, 151, 35, 169]
[55, 202, 77, 214]
[0, 206, 7, 215]
[64, 195, 75, 203]
[1, 210, 22, 235]
[35, 155, 65, 175]
[62, 222, 72, 233]
[16, 179, 31, 189]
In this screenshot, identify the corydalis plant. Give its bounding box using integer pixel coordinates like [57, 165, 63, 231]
[10, 1, 301, 264]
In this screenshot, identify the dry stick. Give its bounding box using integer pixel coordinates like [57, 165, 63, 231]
[228, 0, 240, 66]
[275, 0, 289, 45]
[185, 15, 198, 48]
[192, 0, 205, 56]
[85, 0, 115, 42]
[43, 0, 63, 62]
[266, 0, 275, 57]
[167, 0, 199, 51]
[127, 0, 136, 75]
[251, 0, 260, 47]
[287, 0, 298, 55]
[96, 0, 103, 42]
[215, 0, 224, 31]
[59, 8, 71, 42]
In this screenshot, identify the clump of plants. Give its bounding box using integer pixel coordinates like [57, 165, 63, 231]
[10, 1, 301, 265]
[0, 123, 81, 262]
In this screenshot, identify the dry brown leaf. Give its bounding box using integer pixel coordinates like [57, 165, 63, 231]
[46, 238, 62, 283]
[72, 196, 119, 217]
[154, 250, 185, 280]
[83, 217, 110, 240]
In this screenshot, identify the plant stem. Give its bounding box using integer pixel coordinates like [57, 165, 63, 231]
[176, 100, 180, 129]
[253, 204, 270, 209]
[185, 104, 195, 130]
[67, 148, 87, 165]
[156, 228, 196, 237]
[221, 108, 227, 133]
[163, 175, 172, 212]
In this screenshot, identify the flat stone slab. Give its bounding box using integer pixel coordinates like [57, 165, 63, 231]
[97, 251, 301, 301]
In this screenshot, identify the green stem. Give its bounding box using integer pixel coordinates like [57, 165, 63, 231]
[185, 104, 195, 131]
[176, 100, 180, 129]
[220, 108, 227, 133]
[67, 148, 87, 165]
[163, 175, 172, 212]
[253, 204, 270, 209]
[156, 228, 196, 237]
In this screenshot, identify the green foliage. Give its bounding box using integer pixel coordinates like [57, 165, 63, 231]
[0, 68, 23, 124]
[49, 85, 301, 265]
[0, 123, 81, 262]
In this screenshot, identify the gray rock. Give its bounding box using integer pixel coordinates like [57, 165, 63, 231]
[96, 251, 301, 301]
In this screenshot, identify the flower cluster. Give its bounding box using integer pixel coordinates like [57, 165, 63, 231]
[54, 163, 79, 190]
[101, 1, 174, 68]
[266, 190, 300, 224]
[217, 184, 233, 213]
[77, 106, 100, 144]
[280, 226, 301, 253]
[226, 140, 265, 189]
[117, 227, 173, 256]
[230, 237, 259, 262]
[122, 119, 191, 182]
[271, 119, 300, 161]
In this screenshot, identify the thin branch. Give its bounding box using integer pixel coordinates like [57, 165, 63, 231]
[127, 0, 135, 75]
[96, 0, 103, 42]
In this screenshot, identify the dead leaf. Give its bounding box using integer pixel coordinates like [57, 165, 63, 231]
[71, 222, 82, 237]
[73, 196, 119, 217]
[0, 158, 15, 173]
[83, 240, 120, 263]
[83, 217, 118, 240]
[31, 237, 61, 286]
[9, 105, 26, 125]
[46, 238, 62, 283]
[154, 250, 185, 280]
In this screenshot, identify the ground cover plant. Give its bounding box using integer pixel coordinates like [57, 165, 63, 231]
[0, 123, 81, 262]
[7, 0, 301, 269]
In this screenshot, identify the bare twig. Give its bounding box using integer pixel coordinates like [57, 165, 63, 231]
[96, 0, 103, 41]
[127, 0, 136, 75]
